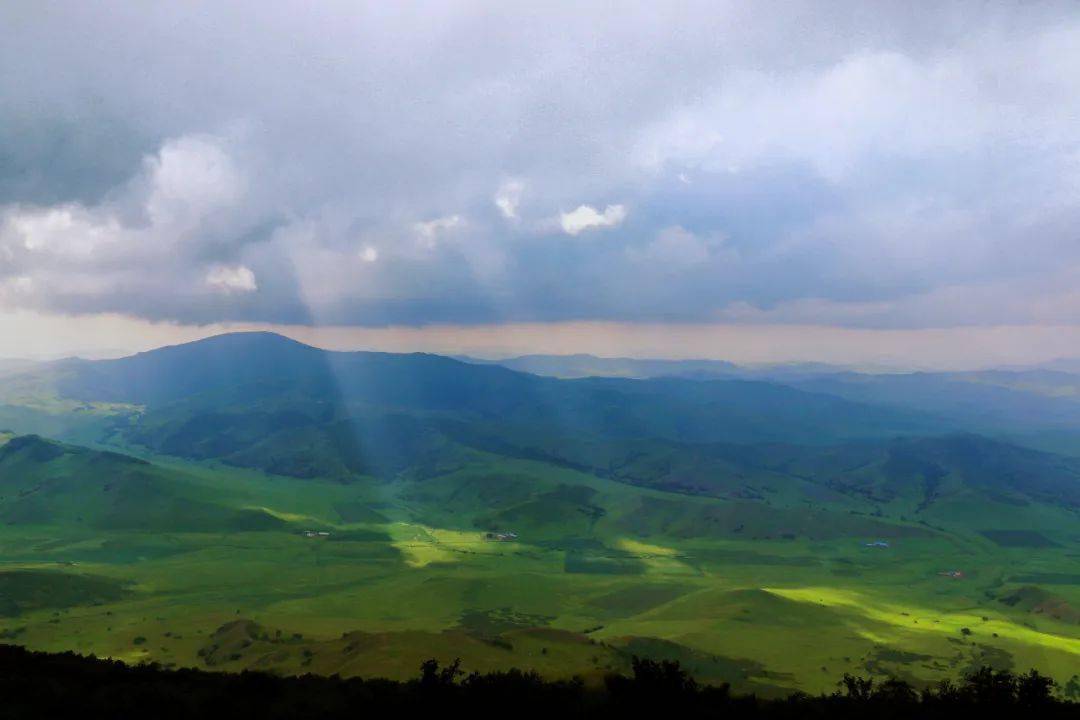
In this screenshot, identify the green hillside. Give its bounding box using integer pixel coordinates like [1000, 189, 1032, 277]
[0, 334, 1076, 694]
[0, 435, 284, 532]
[0, 434, 1076, 694]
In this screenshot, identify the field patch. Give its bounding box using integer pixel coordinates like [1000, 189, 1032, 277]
[476, 484, 605, 536]
[614, 538, 698, 575]
[615, 496, 926, 541]
[998, 586, 1080, 624]
[765, 586, 1080, 657]
[58, 538, 192, 564]
[457, 608, 555, 641]
[682, 547, 819, 568]
[615, 538, 679, 556]
[564, 548, 646, 575]
[0, 570, 130, 616]
[981, 529, 1060, 547]
[194, 618, 629, 682]
[587, 583, 691, 615]
[388, 523, 506, 567]
[325, 528, 391, 542]
[1010, 572, 1080, 585]
[333, 501, 389, 524]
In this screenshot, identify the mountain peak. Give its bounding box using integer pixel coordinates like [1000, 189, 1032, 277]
[0, 434, 66, 463]
[139, 331, 319, 357]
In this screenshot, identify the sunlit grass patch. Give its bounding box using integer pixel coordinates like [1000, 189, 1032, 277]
[616, 538, 680, 557]
[246, 506, 327, 526]
[614, 537, 699, 575]
[764, 586, 1080, 656]
[387, 522, 511, 567]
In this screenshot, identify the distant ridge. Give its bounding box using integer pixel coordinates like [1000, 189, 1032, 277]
[457, 353, 859, 380]
[459, 353, 743, 379]
[0, 331, 952, 481]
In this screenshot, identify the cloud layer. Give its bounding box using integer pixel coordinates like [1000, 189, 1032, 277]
[2, 1, 1080, 330]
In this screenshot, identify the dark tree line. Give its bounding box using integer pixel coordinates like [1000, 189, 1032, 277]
[0, 644, 1075, 720]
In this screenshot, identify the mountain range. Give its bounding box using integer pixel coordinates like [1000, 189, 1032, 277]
[2, 332, 1079, 692]
[3, 332, 1079, 518]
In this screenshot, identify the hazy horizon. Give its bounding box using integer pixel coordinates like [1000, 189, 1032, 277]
[7, 320, 1080, 374]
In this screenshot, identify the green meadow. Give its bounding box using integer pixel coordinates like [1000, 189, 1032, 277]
[1, 440, 1077, 697]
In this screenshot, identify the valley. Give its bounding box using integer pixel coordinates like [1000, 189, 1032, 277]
[0, 334, 1078, 696]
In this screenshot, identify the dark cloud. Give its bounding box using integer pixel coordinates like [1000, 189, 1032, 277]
[1, 1, 1079, 328]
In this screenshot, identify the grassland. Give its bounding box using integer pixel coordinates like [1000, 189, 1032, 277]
[1, 444, 1077, 697]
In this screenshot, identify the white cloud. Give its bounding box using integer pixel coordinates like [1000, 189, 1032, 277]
[0, 134, 246, 268]
[559, 204, 627, 236]
[494, 179, 524, 220]
[205, 264, 257, 293]
[632, 39, 1080, 182]
[6, 205, 122, 259]
[143, 135, 244, 229]
[0, 133, 264, 313]
[358, 244, 379, 263]
[413, 214, 463, 245]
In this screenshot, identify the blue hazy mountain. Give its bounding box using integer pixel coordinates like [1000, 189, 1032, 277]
[20, 332, 949, 480]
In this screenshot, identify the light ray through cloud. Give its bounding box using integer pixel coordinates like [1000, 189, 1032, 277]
[0, 2, 1079, 363]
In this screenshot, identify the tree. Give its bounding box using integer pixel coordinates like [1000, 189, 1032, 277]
[839, 673, 874, 702]
[1016, 669, 1056, 707]
[873, 678, 918, 705]
[419, 658, 462, 690]
[629, 657, 698, 695]
[963, 667, 1017, 705]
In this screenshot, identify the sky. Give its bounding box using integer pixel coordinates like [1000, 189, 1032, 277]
[2, 2, 1080, 366]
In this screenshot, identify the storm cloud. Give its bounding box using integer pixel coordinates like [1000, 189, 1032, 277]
[2, 1, 1080, 329]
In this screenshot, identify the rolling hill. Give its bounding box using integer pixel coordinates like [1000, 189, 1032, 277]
[1, 334, 1078, 692]
[7, 332, 953, 481]
[2, 333, 1077, 536]
[0, 434, 283, 532]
